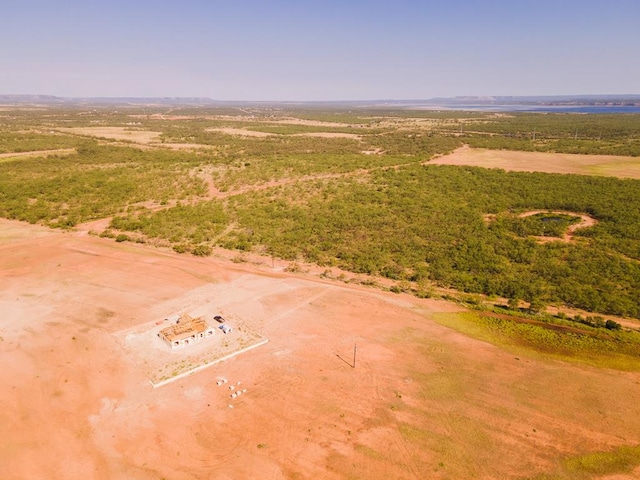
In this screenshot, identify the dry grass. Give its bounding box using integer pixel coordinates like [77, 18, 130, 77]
[431, 145, 640, 179]
[57, 127, 163, 144]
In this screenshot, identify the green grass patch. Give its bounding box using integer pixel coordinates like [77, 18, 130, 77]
[529, 444, 640, 479]
[566, 445, 640, 476]
[0, 132, 86, 154]
[354, 444, 385, 460]
[398, 423, 431, 443]
[433, 311, 640, 370]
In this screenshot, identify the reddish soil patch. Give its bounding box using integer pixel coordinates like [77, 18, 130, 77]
[1, 219, 639, 479]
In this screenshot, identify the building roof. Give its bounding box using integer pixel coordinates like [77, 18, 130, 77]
[159, 314, 211, 343]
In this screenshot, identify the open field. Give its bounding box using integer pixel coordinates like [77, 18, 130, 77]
[2, 218, 640, 479]
[57, 127, 163, 144]
[206, 127, 275, 137]
[205, 128, 362, 140]
[431, 145, 640, 179]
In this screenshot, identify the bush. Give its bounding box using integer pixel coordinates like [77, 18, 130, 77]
[191, 244, 212, 257]
[173, 244, 188, 254]
[528, 297, 547, 314]
[605, 319, 622, 330]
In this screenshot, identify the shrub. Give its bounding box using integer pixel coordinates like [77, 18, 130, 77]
[192, 244, 212, 256]
[173, 244, 188, 254]
[605, 319, 622, 330]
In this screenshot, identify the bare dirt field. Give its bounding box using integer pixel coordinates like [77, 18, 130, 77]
[57, 127, 163, 144]
[206, 127, 274, 138]
[291, 132, 361, 139]
[206, 127, 361, 140]
[431, 145, 640, 179]
[2, 219, 639, 479]
[270, 117, 357, 128]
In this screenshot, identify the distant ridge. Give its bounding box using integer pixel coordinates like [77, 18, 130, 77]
[0, 94, 220, 106]
[0, 94, 65, 103]
[425, 94, 640, 106]
[1, 94, 639, 109]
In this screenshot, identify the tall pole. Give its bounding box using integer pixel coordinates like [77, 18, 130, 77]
[353, 343, 357, 369]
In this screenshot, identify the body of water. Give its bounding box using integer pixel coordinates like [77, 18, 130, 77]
[426, 104, 640, 114]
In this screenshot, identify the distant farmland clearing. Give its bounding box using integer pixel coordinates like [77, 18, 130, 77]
[57, 126, 163, 144]
[431, 145, 640, 179]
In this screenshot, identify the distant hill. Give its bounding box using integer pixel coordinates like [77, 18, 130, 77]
[0, 94, 221, 106]
[0, 94, 66, 104]
[0, 94, 639, 109]
[424, 95, 640, 106]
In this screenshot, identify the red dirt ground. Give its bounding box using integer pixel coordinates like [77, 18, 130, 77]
[1, 219, 639, 479]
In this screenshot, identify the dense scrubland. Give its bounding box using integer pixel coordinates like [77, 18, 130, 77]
[3, 105, 640, 364]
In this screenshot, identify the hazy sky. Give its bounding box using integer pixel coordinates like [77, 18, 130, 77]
[1, 0, 638, 100]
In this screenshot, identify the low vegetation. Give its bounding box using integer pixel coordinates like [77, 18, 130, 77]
[530, 444, 640, 480]
[2, 106, 640, 323]
[433, 311, 640, 370]
[449, 113, 640, 156]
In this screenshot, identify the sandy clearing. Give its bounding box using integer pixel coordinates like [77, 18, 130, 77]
[57, 127, 163, 144]
[431, 145, 640, 179]
[157, 142, 216, 150]
[0, 148, 76, 160]
[291, 132, 361, 139]
[1, 218, 639, 479]
[207, 127, 361, 140]
[269, 117, 359, 128]
[206, 127, 274, 137]
[202, 116, 363, 129]
[362, 148, 384, 155]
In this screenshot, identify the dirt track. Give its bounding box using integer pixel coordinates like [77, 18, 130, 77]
[1, 219, 639, 479]
[519, 210, 598, 243]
